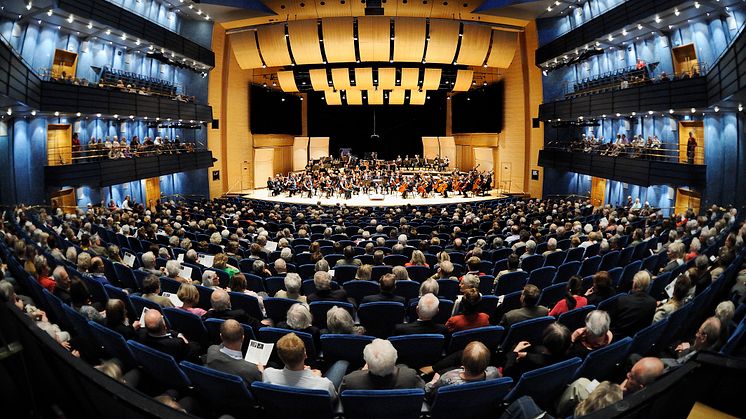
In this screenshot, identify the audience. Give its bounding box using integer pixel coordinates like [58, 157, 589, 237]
[205, 319, 262, 387]
[340, 339, 424, 390]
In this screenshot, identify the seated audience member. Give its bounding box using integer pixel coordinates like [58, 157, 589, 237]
[141, 274, 174, 308]
[70, 277, 104, 322]
[139, 252, 163, 276]
[52, 266, 72, 304]
[453, 273, 481, 315]
[340, 339, 424, 391]
[499, 285, 549, 328]
[661, 242, 685, 273]
[503, 323, 572, 380]
[354, 264, 373, 281]
[610, 271, 656, 338]
[105, 298, 140, 340]
[176, 283, 207, 317]
[585, 271, 615, 306]
[692, 255, 712, 296]
[206, 319, 262, 387]
[445, 288, 489, 333]
[273, 258, 288, 276]
[165, 260, 191, 284]
[556, 357, 665, 416]
[307, 271, 348, 303]
[406, 250, 429, 268]
[393, 293, 447, 335]
[137, 309, 201, 363]
[424, 341, 500, 399]
[361, 273, 405, 304]
[715, 301, 737, 340]
[202, 288, 269, 332]
[88, 257, 110, 285]
[569, 310, 613, 358]
[542, 238, 559, 256]
[262, 333, 348, 401]
[549, 275, 588, 317]
[419, 278, 440, 296]
[391, 265, 410, 282]
[35, 257, 56, 292]
[460, 256, 485, 279]
[336, 246, 362, 267]
[201, 270, 220, 289]
[325, 306, 366, 335]
[495, 254, 522, 280]
[665, 316, 722, 366]
[276, 303, 320, 347]
[574, 382, 623, 417]
[430, 260, 457, 281]
[274, 273, 307, 303]
[653, 275, 690, 323]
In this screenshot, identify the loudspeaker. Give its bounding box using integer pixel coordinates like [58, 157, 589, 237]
[532, 118, 540, 128]
[211, 119, 219, 129]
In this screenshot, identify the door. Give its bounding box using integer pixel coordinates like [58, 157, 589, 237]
[145, 177, 161, 210]
[675, 189, 701, 215]
[678, 121, 704, 164]
[50, 188, 76, 213]
[47, 124, 72, 165]
[591, 177, 607, 207]
[671, 44, 699, 76]
[500, 162, 512, 193]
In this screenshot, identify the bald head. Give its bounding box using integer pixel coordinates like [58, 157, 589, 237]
[626, 357, 664, 393]
[144, 309, 166, 334]
[220, 319, 244, 349]
[210, 289, 231, 311]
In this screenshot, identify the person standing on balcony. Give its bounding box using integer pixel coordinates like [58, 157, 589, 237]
[687, 131, 697, 164]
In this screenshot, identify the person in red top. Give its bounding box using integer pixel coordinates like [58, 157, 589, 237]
[459, 256, 486, 282]
[35, 256, 56, 293]
[549, 275, 588, 317]
[446, 288, 490, 333]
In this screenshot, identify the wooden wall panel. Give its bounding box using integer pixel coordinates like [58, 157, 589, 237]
[358, 16, 391, 62]
[486, 30, 518, 68]
[368, 89, 384, 105]
[424, 20, 459, 64]
[322, 17, 356, 63]
[325, 90, 342, 105]
[452, 69, 473, 92]
[288, 20, 323, 65]
[257, 24, 292, 67]
[422, 68, 442, 90]
[331, 68, 352, 90]
[388, 89, 405, 105]
[378, 67, 396, 89]
[393, 17, 426, 62]
[254, 134, 295, 147]
[400, 68, 419, 89]
[355, 68, 374, 90]
[230, 31, 264, 70]
[346, 89, 363, 105]
[409, 89, 426, 105]
[455, 23, 491, 66]
[310, 68, 330, 91]
[277, 71, 298, 92]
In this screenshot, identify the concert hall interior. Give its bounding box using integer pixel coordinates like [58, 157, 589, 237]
[2, 0, 746, 417]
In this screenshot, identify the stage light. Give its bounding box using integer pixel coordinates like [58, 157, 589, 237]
[694, 1, 700, 8]
[637, 24, 642, 30]
[648, 110, 654, 115]
[54, 111, 60, 116]
[106, 29, 111, 35]
[655, 15, 661, 23]
[631, 112, 636, 116]
[31, 110, 36, 116]
[47, 9, 53, 16]
[674, 8, 680, 16]
[616, 113, 621, 117]
[714, 106, 719, 112]
[96, 113, 101, 118]
[76, 112, 81, 117]
[669, 109, 674, 114]
[67, 14, 74, 23]
[26, 2, 32, 10]
[739, 104, 743, 112]
[691, 108, 696, 113]
[622, 28, 627, 36]
[6, 108, 11, 116]
[602, 114, 606, 118]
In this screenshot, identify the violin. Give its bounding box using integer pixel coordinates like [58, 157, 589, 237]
[398, 181, 409, 193]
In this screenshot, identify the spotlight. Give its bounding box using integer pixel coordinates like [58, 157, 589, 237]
[616, 113, 621, 117]
[67, 14, 74, 23]
[26, 2, 32, 11]
[739, 104, 743, 112]
[96, 113, 101, 118]
[690, 108, 696, 113]
[695, 1, 700, 8]
[714, 106, 719, 112]
[106, 29, 111, 35]
[631, 112, 636, 116]
[87, 21, 93, 29]
[669, 109, 674, 114]
[47, 9, 53, 16]
[654, 15, 661, 23]
[6, 108, 11, 116]
[76, 112, 81, 117]
[31, 110, 36, 116]
[54, 111, 59, 116]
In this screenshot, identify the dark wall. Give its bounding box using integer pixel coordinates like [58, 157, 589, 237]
[306, 92, 447, 159]
[250, 86, 302, 135]
[451, 82, 504, 134]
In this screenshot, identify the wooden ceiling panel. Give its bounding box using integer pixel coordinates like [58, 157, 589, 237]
[388, 89, 406, 105]
[424, 19, 459, 64]
[486, 30, 518, 68]
[325, 90, 342, 105]
[400, 68, 419, 89]
[331, 68, 352, 90]
[409, 89, 426, 105]
[312, 0, 352, 17]
[453, 69, 473, 91]
[367, 89, 384, 105]
[346, 89, 363, 105]
[257, 24, 292, 67]
[377, 67, 396, 90]
[355, 68, 374, 90]
[322, 17, 356, 63]
[357, 16, 391, 63]
[230, 31, 264, 69]
[277, 70, 298, 92]
[287, 20, 323, 65]
[310, 68, 331, 91]
[455, 23, 491, 66]
[393, 17, 426, 62]
[422, 68, 442, 90]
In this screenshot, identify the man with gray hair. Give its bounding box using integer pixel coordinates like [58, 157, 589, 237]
[393, 293, 447, 335]
[340, 339, 424, 390]
[52, 265, 72, 304]
[273, 258, 288, 276]
[165, 260, 190, 284]
[202, 289, 270, 332]
[569, 310, 612, 358]
[611, 271, 656, 338]
[307, 271, 348, 303]
[139, 251, 162, 276]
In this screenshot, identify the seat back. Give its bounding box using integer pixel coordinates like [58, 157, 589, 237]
[405, 265, 431, 283]
[564, 247, 585, 263]
[721, 316, 746, 355]
[617, 246, 635, 267]
[553, 261, 580, 284]
[162, 307, 208, 346]
[229, 291, 264, 320]
[597, 293, 623, 312]
[259, 327, 317, 360]
[617, 260, 643, 292]
[341, 389, 425, 419]
[389, 334, 445, 369]
[371, 265, 393, 281]
[180, 361, 255, 414]
[573, 337, 633, 381]
[358, 302, 405, 338]
[394, 280, 421, 304]
[578, 255, 602, 278]
[204, 318, 256, 348]
[309, 301, 355, 329]
[130, 295, 163, 315]
[320, 334, 375, 369]
[557, 305, 596, 332]
[343, 281, 380, 306]
[520, 255, 544, 273]
[599, 251, 620, 272]
[334, 265, 359, 285]
[127, 340, 190, 389]
[647, 272, 673, 301]
[384, 254, 408, 267]
[504, 357, 583, 409]
[264, 276, 287, 296]
[88, 320, 138, 369]
[629, 317, 668, 356]
[543, 251, 567, 268]
[447, 326, 505, 353]
[656, 302, 694, 351]
[251, 382, 334, 419]
[476, 295, 500, 320]
[429, 377, 513, 419]
[494, 271, 528, 296]
[436, 278, 460, 300]
[537, 282, 568, 308]
[527, 266, 556, 290]
[263, 297, 301, 323]
[501, 316, 556, 351]
[103, 284, 138, 321]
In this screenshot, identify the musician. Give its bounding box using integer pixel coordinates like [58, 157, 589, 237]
[267, 177, 277, 196]
[303, 176, 314, 199]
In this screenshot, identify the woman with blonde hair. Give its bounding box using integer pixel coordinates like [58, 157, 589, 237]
[406, 250, 429, 267]
[176, 283, 207, 316]
[355, 264, 372, 281]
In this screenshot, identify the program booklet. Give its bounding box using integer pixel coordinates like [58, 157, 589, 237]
[244, 340, 274, 366]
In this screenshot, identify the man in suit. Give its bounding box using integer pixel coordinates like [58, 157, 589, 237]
[499, 284, 549, 328]
[610, 271, 656, 338]
[141, 274, 174, 308]
[393, 293, 447, 336]
[202, 289, 270, 332]
[361, 273, 405, 304]
[205, 319, 262, 387]
[307, 271, 349, 304]
[137, 309, 201, 363]
[340, 339, 425, 391]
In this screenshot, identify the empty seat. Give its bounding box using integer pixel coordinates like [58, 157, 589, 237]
[341, 389, 425, 419]
[447, 325, 505, 354]
[251, 382, 334, 419]
[389, 334, 445, 369]
[503, 357, 583, 409]
[428, 377, 513, 419]
[358, 302, 405, 338]
[180, 361, 255, 416]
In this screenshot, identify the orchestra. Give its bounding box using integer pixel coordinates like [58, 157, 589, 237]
[266, 155, 492, 200]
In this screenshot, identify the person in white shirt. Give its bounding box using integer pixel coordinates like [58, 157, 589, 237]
[262, 333, 348, 401]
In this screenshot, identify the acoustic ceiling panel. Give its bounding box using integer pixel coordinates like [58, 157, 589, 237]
[486, 30, 518, 68]
[367, 89, 384, 105]
[355, 68, 374, 90]
[388, 89, 406, 105]
[322, 17, 356, 63]
[331, 68, 352, 90]
[377, 67, 396, 89]
[287, 20, 324, 65]
[346, 89, 363, 105]
[422, 68, 442, 90]
[409, 89, 426, 105]
[424, 19, 460, 64]
[400, 68, 420, 89]
[277, 70, 298, 92]
[455, 23, 492, 66]
[309, 68, 331, 91]
[357, 16, 391, 62]
[230, 31, 264, 69]
[325, 90, 342, 105]
[453, 69, 473, 91]
[257, 24, 292, 67]
[393, 17, 426, 62]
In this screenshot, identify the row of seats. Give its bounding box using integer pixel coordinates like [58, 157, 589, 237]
[99, 66, 177, 96]
[567, 63, 656, 98]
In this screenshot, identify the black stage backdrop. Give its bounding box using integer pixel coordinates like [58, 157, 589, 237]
[250, 85, 303, 135]
[307, 91, 447, 159]
[451, 82, 504, 134]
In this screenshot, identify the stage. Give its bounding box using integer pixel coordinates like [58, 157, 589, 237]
[235, 188, 505, 207]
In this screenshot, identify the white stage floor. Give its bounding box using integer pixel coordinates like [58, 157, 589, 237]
[236, 188, 504, 207]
